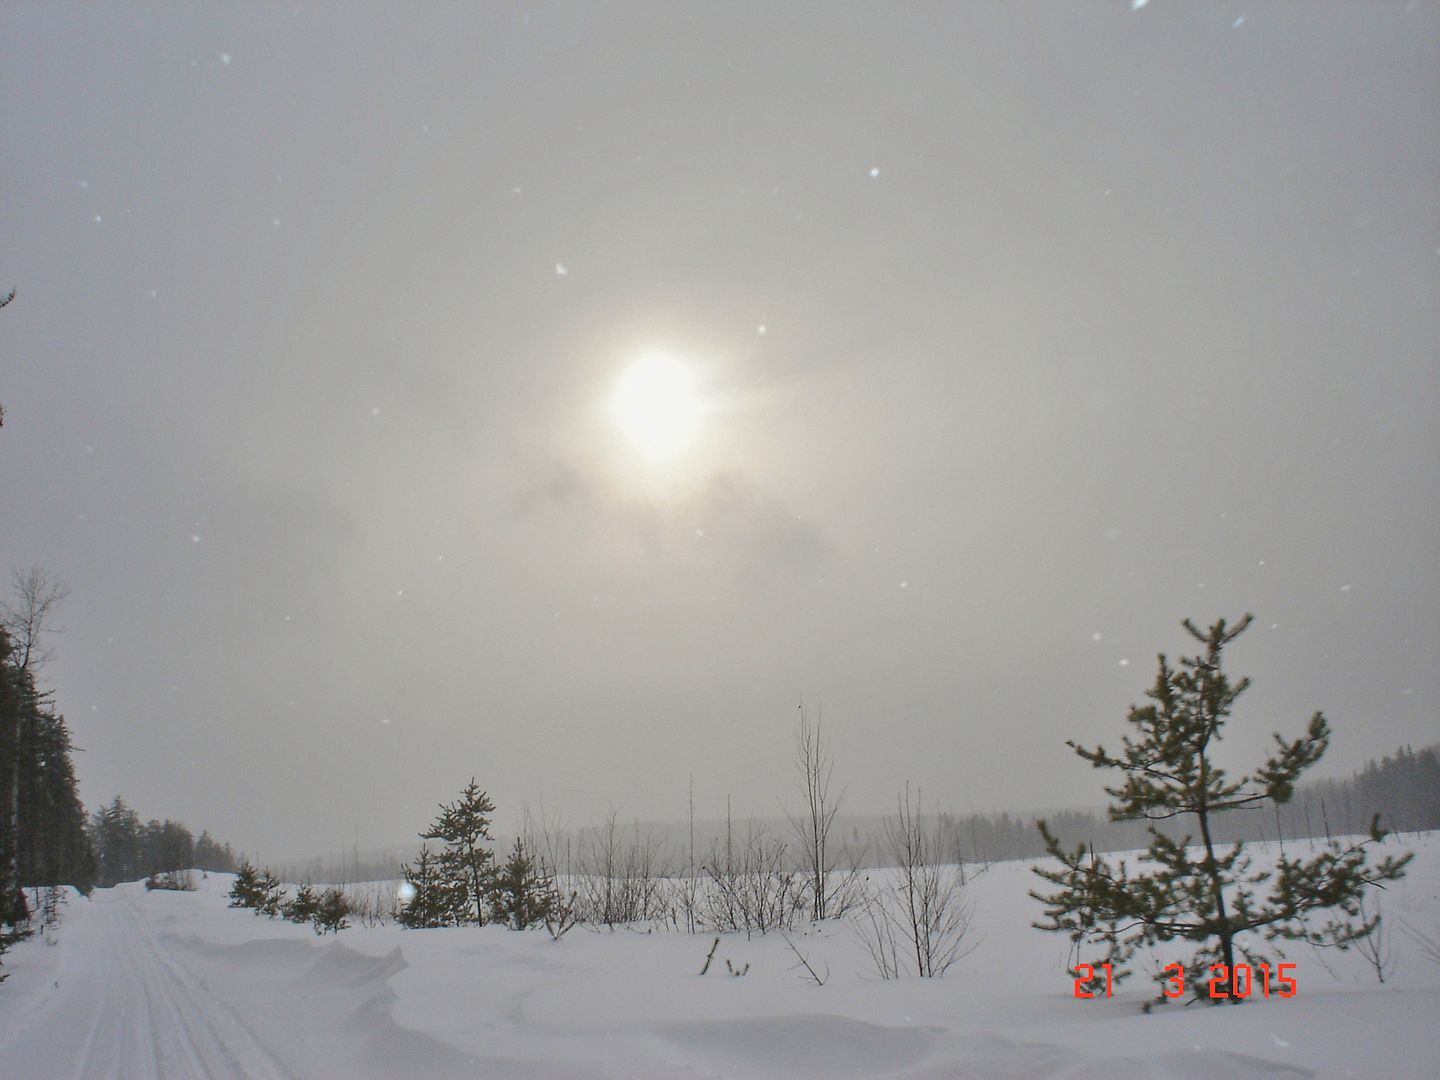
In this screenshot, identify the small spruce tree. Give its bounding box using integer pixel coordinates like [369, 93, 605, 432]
[492, 837, 560, 931]
[420, 779, 497, 925]
[397, 845, 469, 928]
[1031, 615, 1412, 1002]
[284, 882, 321, 924]
[255, 868, 286, 919]
[229, 860, 265, 909]
[312, 887, 351, 935]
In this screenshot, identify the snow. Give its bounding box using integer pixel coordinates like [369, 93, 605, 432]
[2, 835, 1438, 1078]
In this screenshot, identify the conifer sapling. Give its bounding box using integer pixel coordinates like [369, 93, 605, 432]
[1031, 615, 1411, 1003]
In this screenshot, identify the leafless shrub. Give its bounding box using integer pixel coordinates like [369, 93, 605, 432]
[855, 785, 977, 979]
[572, 811, 674, 927]
[1401, 919, 1440, 969]
[855, 885, 904, 980]
[544, 890, 579, 940]
[1354, 889, 1396, 983]
[345, 881, 399, 928]
[699, 816, 804, 938]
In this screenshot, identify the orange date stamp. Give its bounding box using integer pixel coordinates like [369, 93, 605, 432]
[1073, 962, 1299, 999]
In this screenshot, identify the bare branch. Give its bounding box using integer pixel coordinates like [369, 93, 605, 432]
[0, 567, 70, 673]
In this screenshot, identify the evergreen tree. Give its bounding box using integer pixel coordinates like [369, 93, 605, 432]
[0, 630, 26, 928]
[229, 860, 266, 909]
[90, 797, 143, 887]
[283, 883, 321, 924]
[15, 691, 95, 894]
[420, 779, 497, 925]
[312, 887, 351, 935]
[492, 837, 560, 931]
[1031, 615, 1412, 1002]
[194, 831, 238, 873]
[396, 845, 468, 928]
[255, 868, 286, 918]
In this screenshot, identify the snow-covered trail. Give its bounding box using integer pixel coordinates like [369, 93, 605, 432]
[2, 888, 295, 1079]
[0, 886, 498, 1080]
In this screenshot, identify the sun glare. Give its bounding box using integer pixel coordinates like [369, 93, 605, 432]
[610, 354, 700, 460]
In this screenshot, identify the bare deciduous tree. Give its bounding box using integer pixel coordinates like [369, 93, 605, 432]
[787, 704, 863, 921]
[0, 567, 69, 673]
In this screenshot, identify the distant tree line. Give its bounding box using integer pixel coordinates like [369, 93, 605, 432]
[943, 742, 1440, 865]
[87, 795, 238, 888]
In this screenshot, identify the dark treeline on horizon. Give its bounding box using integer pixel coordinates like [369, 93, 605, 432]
[953, 742, 1440, 865]
[88, 795, 238, 889]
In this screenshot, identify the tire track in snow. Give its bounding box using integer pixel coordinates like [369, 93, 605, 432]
[67, 891, 297, 1080]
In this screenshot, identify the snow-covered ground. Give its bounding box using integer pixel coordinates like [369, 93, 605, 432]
[1, 834, 1437, 1079]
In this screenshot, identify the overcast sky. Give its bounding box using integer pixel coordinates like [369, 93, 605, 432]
[2, 2, 1437, 861]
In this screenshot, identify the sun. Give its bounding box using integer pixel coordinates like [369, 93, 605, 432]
[609, 354, 701, 460]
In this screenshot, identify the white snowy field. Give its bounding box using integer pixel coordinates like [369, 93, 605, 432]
[1, 835, 1437, 1080]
